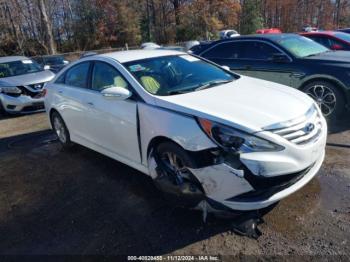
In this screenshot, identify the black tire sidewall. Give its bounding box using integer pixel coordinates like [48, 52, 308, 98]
[51, 111, 72, 147]
[302, 81, 345, 122]
[0, 101, 7, 115]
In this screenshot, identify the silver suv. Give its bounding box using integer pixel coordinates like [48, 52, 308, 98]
[0, 56, 55, 114]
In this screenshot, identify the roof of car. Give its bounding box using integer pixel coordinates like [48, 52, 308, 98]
[98, 49, 185, 63]
[299, 31, 336, 36]
[0, 56, 30, 63]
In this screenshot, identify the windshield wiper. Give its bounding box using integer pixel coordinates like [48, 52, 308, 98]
[194, 79, 233, 91]
[305, 50, 331, 57]
[167, 90, 191, 95]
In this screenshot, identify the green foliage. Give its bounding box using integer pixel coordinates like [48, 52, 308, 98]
[240, 0, 264, 35]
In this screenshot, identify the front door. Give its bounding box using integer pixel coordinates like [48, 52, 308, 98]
[82, 61, 140, 163]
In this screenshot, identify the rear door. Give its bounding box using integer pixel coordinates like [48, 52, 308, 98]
[200, 41, 251, 75]
[54, 61, 93, 143]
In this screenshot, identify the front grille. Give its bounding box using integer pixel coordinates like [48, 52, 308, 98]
[18, 85, 45, 98]
[28, 82, 45, 90]
[268, 106, 322, 145]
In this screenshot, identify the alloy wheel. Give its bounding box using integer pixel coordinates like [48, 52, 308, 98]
[160, 152, 190, 183]
[53, 116, 67, 143]
[304, 84, 336, 116]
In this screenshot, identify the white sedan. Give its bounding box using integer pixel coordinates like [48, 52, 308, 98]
[44, 50, 327, 213]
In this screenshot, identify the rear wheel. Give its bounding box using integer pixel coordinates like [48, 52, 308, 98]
[302, 80, 345, 122]
[51, 111, 73, 148]
[0, 101, 7, 116]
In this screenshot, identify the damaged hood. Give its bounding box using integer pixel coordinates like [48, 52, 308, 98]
[153, 76, 314, 133]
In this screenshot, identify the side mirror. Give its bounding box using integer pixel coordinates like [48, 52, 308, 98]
[44, 65, 51, 70]
[272, 53, 290, 63]
[330, 44, 342, 50]
[101, 86, 132, 100]
[221, 65, 231, 71]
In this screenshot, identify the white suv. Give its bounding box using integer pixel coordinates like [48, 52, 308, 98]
[45, 50, 327, 213]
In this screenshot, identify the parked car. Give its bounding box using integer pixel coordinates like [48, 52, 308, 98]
[0, 56, 55, 114]
[337, 28, 350, 34]
[185, 40, 200, 51]
[33, 55, 69, 73]
[141, 42, 161, 49]
[300, 31, 350, 50]
[45, 50, 327, 214]
[256, 28, 282, 34]
[219, 30, 240, 39]
[302, 26, 318, 32]
[192, 33, 350, 121]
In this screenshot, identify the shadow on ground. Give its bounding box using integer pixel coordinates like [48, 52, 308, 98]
[0, 131, 240, 255]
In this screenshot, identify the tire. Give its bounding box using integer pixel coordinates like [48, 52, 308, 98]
[153, 141, 204, 208]
[0, 101, 7, 116]
[302, 80, 345, 123]
[51, 111, 74, 149]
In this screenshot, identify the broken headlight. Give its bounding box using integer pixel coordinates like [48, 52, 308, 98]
[198, 118, 284, 153]
[0, 86, 22, 95]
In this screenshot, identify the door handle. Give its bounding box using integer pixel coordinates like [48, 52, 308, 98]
[58, 90, 63, 94]
[86, 102, 94, 106]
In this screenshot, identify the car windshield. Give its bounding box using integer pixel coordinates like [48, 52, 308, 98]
[277, 35, 329, 57]
[124, 55, 236, 96]
[0, 59, 43, 78]
[44, 56, 64, 64]
[334, 32, 350, 43]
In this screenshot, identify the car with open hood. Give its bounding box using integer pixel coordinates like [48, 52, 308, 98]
[44, 50, 327, 214]
[0, 56, 55, 114]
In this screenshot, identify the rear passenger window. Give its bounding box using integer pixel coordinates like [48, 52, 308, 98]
[241, 42, 281, 60]
[55, 73, 65, 84]
[65, 62, 90, 88]
[202, 42, 245, 59]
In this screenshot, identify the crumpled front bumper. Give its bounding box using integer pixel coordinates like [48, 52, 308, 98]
[0, 93, 45, 113]
[190, 149, 324, 211]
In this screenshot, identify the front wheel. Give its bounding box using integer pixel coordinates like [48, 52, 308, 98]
[51, 111, 73, 148]
[302, 81, 345, 122]
[152, 142, 204, 208]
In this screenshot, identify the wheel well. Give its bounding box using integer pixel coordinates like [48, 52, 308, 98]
[147, 136, 178, 158]
[49, 108, 59, 126]
[146, 136, 218, 168]
[300, 78, 348, 104]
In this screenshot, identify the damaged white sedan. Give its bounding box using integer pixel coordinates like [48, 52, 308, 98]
[44, 50, 327, 213]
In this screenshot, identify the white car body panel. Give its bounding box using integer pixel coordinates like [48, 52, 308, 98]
[189, 164, 254, 202]
[138, 103, 217, 166]
[153, 76, 314, 133]
[45, 50, 327, 212]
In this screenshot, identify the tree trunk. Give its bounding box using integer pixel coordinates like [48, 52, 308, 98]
[38, 0, 56, 54]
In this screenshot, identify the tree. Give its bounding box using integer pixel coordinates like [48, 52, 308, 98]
[37, 0, 56, 54]
[240, 0, 264, 34]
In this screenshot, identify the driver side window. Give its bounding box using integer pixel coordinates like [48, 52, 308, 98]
[92, 62, 129, 91]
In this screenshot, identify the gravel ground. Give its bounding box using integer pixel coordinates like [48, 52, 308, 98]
[0, 113, 349, 258]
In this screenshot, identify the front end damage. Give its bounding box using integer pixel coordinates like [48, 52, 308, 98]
[147, 131, 326, 238]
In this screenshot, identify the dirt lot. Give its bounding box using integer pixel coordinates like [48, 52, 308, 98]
[0, 113, 349, 257]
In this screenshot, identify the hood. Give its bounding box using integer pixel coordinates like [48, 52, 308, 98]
[303, 50, 350, 64]
[0, 70, 55, 87]
[153, 76, 314, 133]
